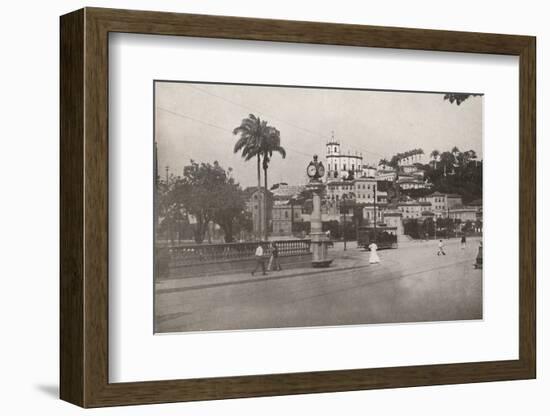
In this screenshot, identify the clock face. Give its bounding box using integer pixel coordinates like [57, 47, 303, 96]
[307, 164, 317, 177]
[317, 164, 325, 177]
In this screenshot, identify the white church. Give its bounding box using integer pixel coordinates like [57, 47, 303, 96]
[325, 133, 375, 181]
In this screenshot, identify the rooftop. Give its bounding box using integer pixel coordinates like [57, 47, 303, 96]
[429, 192, 462, 198]
[270, 184, 306, 198]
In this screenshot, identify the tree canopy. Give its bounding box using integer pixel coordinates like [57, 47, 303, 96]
[443, 93, 483, 106]
[167, 160, 250, 243]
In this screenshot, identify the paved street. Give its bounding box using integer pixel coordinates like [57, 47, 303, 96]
[155, 238, 482, 333]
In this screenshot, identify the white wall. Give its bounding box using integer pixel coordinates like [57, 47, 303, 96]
[0, 0, 545, 414]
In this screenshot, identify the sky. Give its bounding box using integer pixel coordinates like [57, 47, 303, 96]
[155, 81, 483, 188]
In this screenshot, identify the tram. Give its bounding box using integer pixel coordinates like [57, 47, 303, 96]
[357, 224, 398, 250]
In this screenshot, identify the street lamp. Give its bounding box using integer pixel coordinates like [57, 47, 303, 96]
[341, 194, 350, 251]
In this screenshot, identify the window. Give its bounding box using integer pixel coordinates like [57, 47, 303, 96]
[334, 146, 337, 153]
[343, 164, 346, 171]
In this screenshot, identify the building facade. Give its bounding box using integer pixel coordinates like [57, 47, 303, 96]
[325, 134, 363, 180]
[353, 177, 378, 204]
[397, 150, 427, 166]
[448, 206, 478, 223]
[363, 203, 386, 225]
[247, 189, 273, 238]
[397, 200, 432, 219]
[271, 201, 304, 236]
[420, 192, 463, 217]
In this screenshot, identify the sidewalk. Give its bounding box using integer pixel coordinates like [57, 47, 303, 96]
[156, 237, 481, 294]
[156, 251, 367, 294]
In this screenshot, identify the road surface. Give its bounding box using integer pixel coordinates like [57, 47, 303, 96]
[155, 238, 482, 333]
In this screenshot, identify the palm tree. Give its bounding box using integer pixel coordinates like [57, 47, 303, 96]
[233, 114, 269, 240]
[439, 151, 455, 176]
[259, 126, 286, 240]
[466, 149, 478, 166]
[233, 114, 285, 241]
[430, 149, 440, 169]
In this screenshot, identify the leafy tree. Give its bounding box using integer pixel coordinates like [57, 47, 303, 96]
[463, 220, 474, 233]
[157, 174, 185, 244]
[423, 145, 483, 204]
[404, 219, 420, 238]
[475, 219, 483, 232]
[423, 217, 435, 238]
[172, 160, 247, 243]
[443, 93, 482, 106]
[438, 151, 456, 173]
[389, 155, 400, 169]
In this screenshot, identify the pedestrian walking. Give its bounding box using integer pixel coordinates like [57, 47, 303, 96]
[368, 242, 380, 264]
[437, 239, 446, 256]
[268, 242, 282, 271]
[460, 234, 467, 250]
[474, 241, 483, 269]
[251, 243, 267, 276]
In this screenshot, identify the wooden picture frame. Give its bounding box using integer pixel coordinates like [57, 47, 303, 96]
[60, 7, 536, 408]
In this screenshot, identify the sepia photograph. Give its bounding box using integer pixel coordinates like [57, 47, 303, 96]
[154, 81, 483, 334]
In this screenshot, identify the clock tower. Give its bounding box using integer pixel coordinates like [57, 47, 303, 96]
[306, 154, 325, 182]
[306, 155, 333, 268]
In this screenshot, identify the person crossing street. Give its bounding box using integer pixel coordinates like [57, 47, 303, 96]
[268, 242, 282, 271]
[251, 243, 267, 276]
[437, 239, 446, 256]
[461, 234, 467, 250]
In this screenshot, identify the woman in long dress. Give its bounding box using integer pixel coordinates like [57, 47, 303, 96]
[368, 242, 380, 264]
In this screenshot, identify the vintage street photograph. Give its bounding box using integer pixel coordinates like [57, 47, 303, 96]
[154, 81, 483, 334]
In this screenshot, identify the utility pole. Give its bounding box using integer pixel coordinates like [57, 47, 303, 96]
[373, 184, 377, 243]
[342, 195, 347, 251]
[447, 206, 450, 238]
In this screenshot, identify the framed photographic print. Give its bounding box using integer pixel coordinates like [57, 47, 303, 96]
[60, 7, 536, 407]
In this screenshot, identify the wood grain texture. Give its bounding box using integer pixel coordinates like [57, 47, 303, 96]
[518, 38, 536, 375]
[59, 7, 537, 408]
[59, 8, 84, 407]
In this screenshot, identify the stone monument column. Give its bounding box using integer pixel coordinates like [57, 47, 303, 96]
[306, 155, 333, 268]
